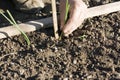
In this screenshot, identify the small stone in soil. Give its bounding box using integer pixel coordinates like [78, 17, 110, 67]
[52, 47, 58, 52]
[39, 49, 43, 52]
[112, 73, 120, 79]
[106, 32, 114, 39]
[117, 36, 120, 41]
[73, 59, 77, 64]
[116, 73, 120, 79]
[63, 77, 68, 80]
[19, 69, 25, 75]
[118, 29, 120, 34]
[87, 75, 93, 79]
[69, 74, 73, 78]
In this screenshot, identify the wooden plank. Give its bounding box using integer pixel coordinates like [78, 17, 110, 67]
[86, 1, 120, 18]
[0, 17, 53, 39]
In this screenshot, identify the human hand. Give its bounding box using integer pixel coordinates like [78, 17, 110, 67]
[60, 0, 87, 36]
[12, 0, 44, 11]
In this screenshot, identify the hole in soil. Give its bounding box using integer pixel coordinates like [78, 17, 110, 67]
[53, 75, 60, 80]
[96, 66, 112, 72]
[21, 75, 25, 78]
[93, 47, 104, 55]
[0, 67, 2, 71]
[115, 67, 120, 73]
[27, 74, 38, 80]
[87, 64, 95, 71]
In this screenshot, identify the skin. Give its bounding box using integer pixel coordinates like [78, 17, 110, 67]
[60, 0, 87, 36]
[12, 0, 53, 11]
[12, 0, 45, 11]
[11, 0, 87, 36]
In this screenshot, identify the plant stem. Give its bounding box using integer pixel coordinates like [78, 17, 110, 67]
[65, 0, 70, 23]
[59, 0, 70, 40]
[0, 10, 30, 45]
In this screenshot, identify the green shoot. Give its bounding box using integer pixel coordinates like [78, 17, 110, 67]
[64, 0, 70, 23]
[0, 10, 30, 45]
[78, 35, 87, 40]
[59, 0, 70, 40]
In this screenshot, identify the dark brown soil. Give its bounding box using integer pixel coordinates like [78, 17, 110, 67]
[0, 0, 120, 80]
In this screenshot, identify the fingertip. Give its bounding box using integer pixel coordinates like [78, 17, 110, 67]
[63, 29, 74, 37]
[62, 29, 68, 35]
[63, 30, 69, 37]
[64, 33, 69, 37]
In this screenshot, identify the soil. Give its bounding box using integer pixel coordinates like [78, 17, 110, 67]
[0, 0, 120, 80]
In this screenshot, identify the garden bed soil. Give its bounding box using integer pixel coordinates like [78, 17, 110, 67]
[0, 0, 120, 80]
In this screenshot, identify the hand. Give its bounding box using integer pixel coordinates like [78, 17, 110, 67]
[12, 0, 45, 11]
[60, 0, 87, 36]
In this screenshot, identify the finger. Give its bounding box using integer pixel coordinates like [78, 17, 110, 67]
[59, 1, 66, 30]
[63, 3, 82, 34]
[66, 10, 86, 35]
[63, 2, 87, 36]
[64, 19, 84, 36]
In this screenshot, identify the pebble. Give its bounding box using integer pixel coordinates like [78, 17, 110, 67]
[117, 36, 120, 41]
[106, 32, 114, 38]
[87, 75, 93, 79]
[19, 68, 25, 75]
[69, 74, 73, 78]
[73, 59, 77, 64]
[39, 49, 43, 52]
[53, 47, 58, 52]
[116, 73, 120, 79]
[13, 73, 18, 78]
[118, 29, 120, 34]
[63, 77, 68, 80]
[113, 73, 120, 79]
[115, 22, 119, 27]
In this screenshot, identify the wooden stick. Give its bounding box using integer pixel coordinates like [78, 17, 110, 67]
[0, 1, 120, 39]
[51, 0, 59, 39]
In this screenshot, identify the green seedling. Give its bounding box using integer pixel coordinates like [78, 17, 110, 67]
[78, 34, 87, 40]
[59, 0, 70, 40]
[0, 10, 30, 45]
[64, 0, 70, 23]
